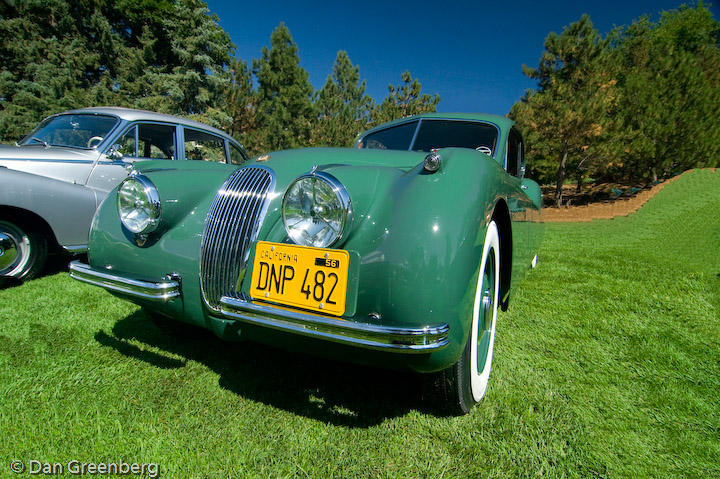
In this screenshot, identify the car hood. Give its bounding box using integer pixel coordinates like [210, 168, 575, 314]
[0, 143, 100, 162]
[253, 147, 428, 175]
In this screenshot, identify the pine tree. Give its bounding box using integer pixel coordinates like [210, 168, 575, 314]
[252, 23, 315, 152]
[512, 15, 612, 206]
[225, 58, 257, 152]
[0, 0, 234, 141]
[608, 5, 720, 183]
[312, 51, 373, 147]
[371, 70, 440, 125]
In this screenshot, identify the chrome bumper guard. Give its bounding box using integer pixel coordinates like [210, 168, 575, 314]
[218, 296, 450, 353]
[69, 261, 180, 302]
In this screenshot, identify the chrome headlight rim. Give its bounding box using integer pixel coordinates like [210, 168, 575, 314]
[282, 170, 353, 248]
[116, 173, 162, 235]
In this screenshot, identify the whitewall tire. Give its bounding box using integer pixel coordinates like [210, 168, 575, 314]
[469, 220, 500, 402]
[435, 220, 501, 415]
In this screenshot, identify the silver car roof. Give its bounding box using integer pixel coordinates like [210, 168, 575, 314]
[60, 107, 234, 140]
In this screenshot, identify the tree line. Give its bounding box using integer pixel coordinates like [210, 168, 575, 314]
[511, 3, 720, 205]
[1, 1, 718, 205]
[0, 0, 439, 157]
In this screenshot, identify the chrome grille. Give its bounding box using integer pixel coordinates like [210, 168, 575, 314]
[200, 166, 274, 309]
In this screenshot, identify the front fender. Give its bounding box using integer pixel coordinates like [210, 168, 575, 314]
[248, 149, 510, 371]
[0, 167, 97, 247]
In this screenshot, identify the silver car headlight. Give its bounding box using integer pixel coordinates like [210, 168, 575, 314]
[117, 174, 161, 234]
[282, 171, 352, 248]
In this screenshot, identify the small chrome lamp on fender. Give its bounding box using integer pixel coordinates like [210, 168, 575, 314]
[423, 153, 442, 172]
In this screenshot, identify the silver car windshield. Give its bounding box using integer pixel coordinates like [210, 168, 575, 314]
[20, 114, 119, 149]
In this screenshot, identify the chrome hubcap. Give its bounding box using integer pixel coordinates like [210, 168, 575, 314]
[476, 248, 496, 372]
[482, 290, 492, 330]
[0, 231, 19, 271]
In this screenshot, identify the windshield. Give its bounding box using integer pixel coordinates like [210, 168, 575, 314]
[20, 114, 118, 149]
[359, 119, 498, 155]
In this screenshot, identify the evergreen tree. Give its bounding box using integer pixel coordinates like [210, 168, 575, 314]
[371, 70, 440, 125]
[252, 22, 314, 151]
[512, 4, 720, 195]
[511, 15, 613, 206]
[0, 0, 234, 141]
[226, 57, 257, 151]
[608, 5, 720, 183]
[313, 51, 373, 147]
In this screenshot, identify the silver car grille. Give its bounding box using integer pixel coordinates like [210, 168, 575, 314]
[200, 166, 274, 309]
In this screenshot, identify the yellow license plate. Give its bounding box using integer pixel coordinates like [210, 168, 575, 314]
[249, 241, 349, 316]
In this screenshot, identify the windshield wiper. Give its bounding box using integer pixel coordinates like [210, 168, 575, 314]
[27, 137, 49, 147]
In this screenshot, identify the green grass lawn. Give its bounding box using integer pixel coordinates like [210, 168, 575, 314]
[1, 169, 718, 478]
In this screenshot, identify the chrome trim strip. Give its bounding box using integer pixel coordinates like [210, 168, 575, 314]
[69, 261, 180, 302]
[63, 245, 88, 254]
[218, 296, 450, 353]
[0, 158, 96, 164]
[408, 118, 422, 151]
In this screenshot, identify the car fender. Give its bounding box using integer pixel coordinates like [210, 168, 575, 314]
[255, 148, 513, 371]
[0, 167, 98, 248]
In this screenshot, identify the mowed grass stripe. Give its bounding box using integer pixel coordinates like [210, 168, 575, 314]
[0, 169, 717, 478]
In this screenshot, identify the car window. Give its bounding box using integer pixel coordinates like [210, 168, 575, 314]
[230, 144, 246, 165]
[358, 121, 418, 150]
[411, 120, 498, 153]
[115, 126, 137, 157]
[506, 129, 521, 177]
[136, 123, 176, 160]
[21, 114, 118, 149]
[184, 129, 227, 163]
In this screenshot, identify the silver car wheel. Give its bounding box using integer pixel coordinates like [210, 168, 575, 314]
[0, 221, 32, 277]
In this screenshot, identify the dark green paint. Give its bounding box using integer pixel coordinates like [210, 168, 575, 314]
[87, 114, 543, 373]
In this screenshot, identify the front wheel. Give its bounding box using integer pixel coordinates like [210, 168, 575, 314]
[0, 219, 48, 280]
[436, 220, 500, 415]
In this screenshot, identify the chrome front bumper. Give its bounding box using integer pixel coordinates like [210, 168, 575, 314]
[68, 261, 449, 353]
[69, 261, 180, 302]
[218, 296, 450, 353]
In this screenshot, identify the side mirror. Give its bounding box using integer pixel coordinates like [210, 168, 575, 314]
[519, 162, 526, 179]
[108, 145, 124, 161]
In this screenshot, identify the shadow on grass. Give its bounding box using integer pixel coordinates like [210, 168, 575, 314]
[95, 311, 443, 427]
[0, 252, 79, 290]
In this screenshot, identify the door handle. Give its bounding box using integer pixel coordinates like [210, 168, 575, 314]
[521, 184, 528, 190]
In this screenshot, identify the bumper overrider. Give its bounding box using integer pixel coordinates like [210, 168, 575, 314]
[69, 261, 450, 353]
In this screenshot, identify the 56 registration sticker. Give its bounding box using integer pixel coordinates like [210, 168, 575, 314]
[249, 241, 349, 316]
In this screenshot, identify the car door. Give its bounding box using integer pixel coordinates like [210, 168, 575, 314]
[504, 128, 536, 283]
[85, 122, 179, 196]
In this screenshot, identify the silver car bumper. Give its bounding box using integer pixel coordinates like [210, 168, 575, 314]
[68, 261, 449, 353]
[218, 296, 450, 353]
[69, 261, 180, 302]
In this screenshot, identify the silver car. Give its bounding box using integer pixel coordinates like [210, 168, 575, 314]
[0, 107, 248, 280]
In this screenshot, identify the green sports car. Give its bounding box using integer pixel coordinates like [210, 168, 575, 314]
[70, 113, 543, 414]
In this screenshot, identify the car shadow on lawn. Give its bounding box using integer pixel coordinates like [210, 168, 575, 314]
[0, 252, 77, 290]
[95, 310, 443, 428]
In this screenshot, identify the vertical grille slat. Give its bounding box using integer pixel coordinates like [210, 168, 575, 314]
[216, 172, 266, 297]
[200, 166, 274, 309]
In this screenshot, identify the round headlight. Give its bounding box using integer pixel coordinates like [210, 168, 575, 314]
[117, 174, 161, 234]
[282, 171, 352, 248]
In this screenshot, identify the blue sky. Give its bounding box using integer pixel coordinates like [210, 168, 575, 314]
[206, 1, 719, 115]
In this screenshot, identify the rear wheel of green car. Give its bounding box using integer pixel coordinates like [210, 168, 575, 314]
[0, 218, 48, 280]
[437, 220, 500, 415]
